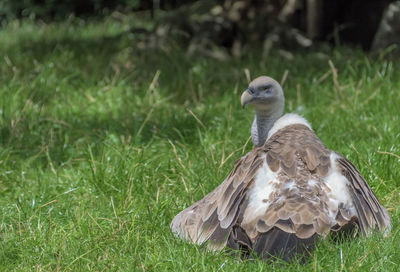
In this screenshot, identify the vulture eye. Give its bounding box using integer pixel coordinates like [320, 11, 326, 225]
[264, 85, 272, 92]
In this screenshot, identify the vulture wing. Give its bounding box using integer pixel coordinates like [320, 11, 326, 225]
[170, 148, 265, 250]
[335, 154, 391, 235]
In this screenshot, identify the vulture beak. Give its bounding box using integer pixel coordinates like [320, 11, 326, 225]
[241, 89, 253, 109]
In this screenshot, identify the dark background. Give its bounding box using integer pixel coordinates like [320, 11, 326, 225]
[0, 0, 398, 52]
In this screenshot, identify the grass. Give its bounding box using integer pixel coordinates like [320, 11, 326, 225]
[0, 15, 399, 271]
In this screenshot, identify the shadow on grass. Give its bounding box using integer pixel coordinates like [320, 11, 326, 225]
[0, 106, 211, 167]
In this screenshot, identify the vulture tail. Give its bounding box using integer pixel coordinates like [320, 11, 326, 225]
[253, 227, 318, 262]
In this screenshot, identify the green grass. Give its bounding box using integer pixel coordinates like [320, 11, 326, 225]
[0, 16, 399, 271]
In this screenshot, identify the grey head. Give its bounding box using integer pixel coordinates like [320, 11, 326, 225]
[241, 76, 285, 116]
[240, 76, 285, 146]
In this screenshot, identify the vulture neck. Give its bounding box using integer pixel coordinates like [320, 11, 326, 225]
[251, 110, 281, 147]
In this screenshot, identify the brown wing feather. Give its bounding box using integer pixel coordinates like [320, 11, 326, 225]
[335, 154, 391, 235]
[170, 150, 264, 249]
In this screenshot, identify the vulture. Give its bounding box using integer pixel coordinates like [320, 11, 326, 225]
[170, 76, 391, 261]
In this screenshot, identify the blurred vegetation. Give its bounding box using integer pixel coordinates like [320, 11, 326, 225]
[0, 0, 141, 20]
[0, 0, 396, 53]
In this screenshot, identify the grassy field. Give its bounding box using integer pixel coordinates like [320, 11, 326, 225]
[0, 16, 399, 271]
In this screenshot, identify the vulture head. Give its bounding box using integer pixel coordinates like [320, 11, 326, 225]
[241, 76, 285, 116]
[241, 76, 285, 146]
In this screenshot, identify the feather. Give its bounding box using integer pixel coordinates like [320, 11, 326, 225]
[335, 155, 391, 234]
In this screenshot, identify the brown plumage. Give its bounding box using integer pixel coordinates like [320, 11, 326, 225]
[170, 76, 391, 262]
